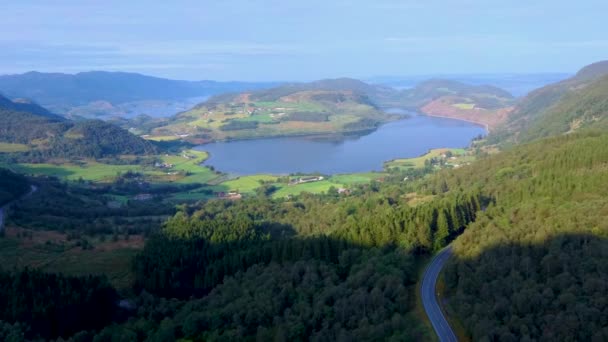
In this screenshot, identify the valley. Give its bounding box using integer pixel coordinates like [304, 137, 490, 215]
[0, 59, 607, 341]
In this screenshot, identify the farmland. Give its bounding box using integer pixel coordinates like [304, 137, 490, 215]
[384, 148, 470, 171]
[147, 87, 396, 142]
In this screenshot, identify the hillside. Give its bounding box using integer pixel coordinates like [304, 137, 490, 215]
[426, 131, 608, 341]
[0, 95, 157, 159]
[0, 71, 277, 118]
[401, 79, 515, 129]
[0, 168, 29, 206]
[490, 60, 608, 144]
[150, 79, 398, 142]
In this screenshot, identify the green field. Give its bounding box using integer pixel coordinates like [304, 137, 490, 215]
[7, 161, 157, 181]
[234, 114, 276, 123]
[0, 142, 30, 152]
[254, 101, 325, 112]
[272, 180, 341, 198]
[2, 149, 218, 185]
[144, 135, 180, 141]
[452, 103, 475, 110]
[160, 150, 220, 184]
[219, 175, 279, 194]
[385, 148, 467, 170]
[0, 235, 140, 290]
[331, 172, 385, 184]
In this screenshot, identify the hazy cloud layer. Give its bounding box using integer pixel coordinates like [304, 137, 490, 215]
[1, 0, 607, 80]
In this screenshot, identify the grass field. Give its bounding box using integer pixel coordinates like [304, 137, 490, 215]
[234, 114, 276, 123]
[7, 161, 156, 182]
[0, 228, 143, 290]
[272, 180, 341, 198]
[0, 143, 31, 152]
[331, 172, 385, 185]
[144, 135, 180, 141]
[219, 175, 279, 194]
[385, 148, 467, 170]
[160, 150, 220, 184]
[2, 149, 219, 186]
[452, 103, 476, 110]
[254, 101, 325, 112]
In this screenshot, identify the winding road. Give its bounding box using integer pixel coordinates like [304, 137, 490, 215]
[421, 246, 458, 342]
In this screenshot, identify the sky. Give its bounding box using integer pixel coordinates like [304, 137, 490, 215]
[1, 0, 607, 81]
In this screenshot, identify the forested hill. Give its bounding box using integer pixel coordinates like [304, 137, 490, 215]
[0, 71, 277, 108]
[0, 97, 157, 159]
[0, 93, 61, 119]
[397, 79, 514, 109]
[430, 131, 608, 341]
[0, 168, 29, 206]
[490, 60, 608, 144]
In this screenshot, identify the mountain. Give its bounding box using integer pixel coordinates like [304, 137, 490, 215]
[150, 79, 399, 142]
[0, 71, 278, 117]
[390, 79, 515, 129]
[435, 130, 608, 341]
[368, 73, 569, 97]
[0, 93, 60, 119]
[0, 95, 156, 159]
[490, 60, 608, 144]
[399, 79, 513, 108]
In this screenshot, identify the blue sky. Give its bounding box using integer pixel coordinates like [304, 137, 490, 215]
[1, 0, 607, 81]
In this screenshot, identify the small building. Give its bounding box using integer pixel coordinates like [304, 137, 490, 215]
[216, 191, 242, 200]
[337, 188, 351, 195]
[289, 176, 324, 186]
[133, 194, 154, 201]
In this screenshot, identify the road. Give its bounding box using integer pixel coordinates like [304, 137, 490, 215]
[421, 246, 458, 342]
[0, 185, 37, 233]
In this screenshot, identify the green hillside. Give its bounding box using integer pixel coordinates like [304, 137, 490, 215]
[0, 95, 157, 159]
[396, 79, 514, 109]
[150, 79, 398, 142]
[490, 60, 608, 144]
[425, 131, 608, 341]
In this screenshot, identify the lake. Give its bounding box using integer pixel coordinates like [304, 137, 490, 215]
[196, 114, 486, 175]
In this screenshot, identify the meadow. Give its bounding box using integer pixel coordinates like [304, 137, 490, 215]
[0, 143, 30, 152]
[384, 148, 468, 170]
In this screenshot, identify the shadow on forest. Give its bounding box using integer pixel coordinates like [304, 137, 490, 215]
[132, 225, 419, 299]
[443, 233, 608, 342]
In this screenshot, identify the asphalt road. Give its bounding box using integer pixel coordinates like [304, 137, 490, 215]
[421, 246, 458, 342]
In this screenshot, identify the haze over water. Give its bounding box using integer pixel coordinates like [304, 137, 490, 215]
[197, 115, 486, 175]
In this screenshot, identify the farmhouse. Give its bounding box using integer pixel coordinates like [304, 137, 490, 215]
[289, 176, 324, 186]
[216, 191, 242, 200]
[337, 188, 351, 195]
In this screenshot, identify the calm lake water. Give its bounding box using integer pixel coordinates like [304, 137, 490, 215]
[196, 114, 486, 175]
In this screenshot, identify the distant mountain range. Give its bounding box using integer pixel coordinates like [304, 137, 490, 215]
[368, 73, 570, 97]
[0, 71, 278, 118]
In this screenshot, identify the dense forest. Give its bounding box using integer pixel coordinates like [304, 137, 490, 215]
[0, 168, 29, 206]
[439, 131, 608, 341]
[8, 177, 176, 236]
[0, 100, 157, 161]
[0, 269, 116, 340]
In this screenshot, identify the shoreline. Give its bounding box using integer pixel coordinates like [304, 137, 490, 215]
[419, 112, 490, 132]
